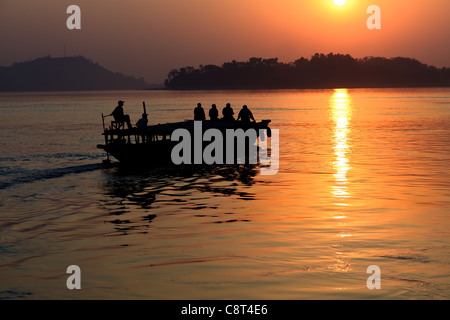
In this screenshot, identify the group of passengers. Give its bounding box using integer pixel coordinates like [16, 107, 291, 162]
[110, 100, 257, 132]
[109, 100, 257, 143]
[194, 103, 256, 122]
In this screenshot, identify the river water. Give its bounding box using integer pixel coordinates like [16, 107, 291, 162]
[0, 88, 449, 299]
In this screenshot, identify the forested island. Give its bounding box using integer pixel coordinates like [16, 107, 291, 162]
[0, 56, 149, 91]
[164, 53, 450, 90]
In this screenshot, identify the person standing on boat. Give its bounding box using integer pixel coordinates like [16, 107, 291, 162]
[209, 104, 219, 120]
[222, 103, 235, 121]
[237, 105, 255, 123]
[194, 103, 206, 120]
[111, 100, 132, 129]
[136, 113, 148, 143]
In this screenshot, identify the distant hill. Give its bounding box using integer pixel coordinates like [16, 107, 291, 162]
[165, 53, 450, 90]
[0, 56, 149, 91]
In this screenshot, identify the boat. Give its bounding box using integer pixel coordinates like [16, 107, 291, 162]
[97, 106, 272, 166]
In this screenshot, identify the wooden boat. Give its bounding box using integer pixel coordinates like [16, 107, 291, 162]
[97, 113, 272, 166]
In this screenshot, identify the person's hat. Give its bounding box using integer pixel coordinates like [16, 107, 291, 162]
[118, 100, 125, 105]
[142, 113, 148, 117]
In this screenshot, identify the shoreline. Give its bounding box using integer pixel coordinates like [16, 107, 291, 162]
[1, 85, 450, 93]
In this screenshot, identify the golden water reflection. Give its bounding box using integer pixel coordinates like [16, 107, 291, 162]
[330, 89, 352, 206]
[330, 89, 353, 274]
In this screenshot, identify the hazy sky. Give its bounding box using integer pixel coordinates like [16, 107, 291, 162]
[1, 0, 449, 84]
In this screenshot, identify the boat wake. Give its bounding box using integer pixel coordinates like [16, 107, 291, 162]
[0, 163, 110, 190]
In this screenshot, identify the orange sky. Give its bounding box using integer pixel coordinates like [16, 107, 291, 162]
[0, 0, 449, 84]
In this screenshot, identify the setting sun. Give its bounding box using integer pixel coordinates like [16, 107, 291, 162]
[333, 0, 346, 6]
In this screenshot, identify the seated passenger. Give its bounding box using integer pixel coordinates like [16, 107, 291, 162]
[110, 100, 132, 129]
[136, 113, 148, 142]
[136, 113, 148, 130]
[209, 104, 219, 120]
[237, 105, 255, 123]
[194, 103, 206, 121]
[222, 103, 235, 121]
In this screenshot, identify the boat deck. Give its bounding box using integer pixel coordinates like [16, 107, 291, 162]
[101, 119, 271, 144]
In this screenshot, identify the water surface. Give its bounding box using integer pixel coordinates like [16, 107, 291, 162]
[0, 88, 449, 299]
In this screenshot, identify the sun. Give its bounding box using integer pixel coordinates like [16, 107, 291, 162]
[333, 0, 346, 6]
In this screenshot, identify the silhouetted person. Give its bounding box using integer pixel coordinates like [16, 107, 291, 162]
[111, 100, 132, 129]
[222, 103, 235, 121]
[209, 104, 219, 120]
[237, 105, 255, 123]
[136, 113, 148, 142]
[136, 113, 148, 130]
[194, 103, 206, 121]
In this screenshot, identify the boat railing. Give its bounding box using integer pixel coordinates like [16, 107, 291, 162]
[100, 114, 271, 147]
[101, 114, 171, 145]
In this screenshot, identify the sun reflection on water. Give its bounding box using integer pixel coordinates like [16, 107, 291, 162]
[329, 89, 354, 274]
[330, 89, 352, 206]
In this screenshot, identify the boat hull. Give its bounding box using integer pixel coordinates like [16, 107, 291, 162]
[98, 120, 271, 166]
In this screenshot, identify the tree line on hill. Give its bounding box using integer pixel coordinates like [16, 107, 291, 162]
[0, 56, 149, 91]
[164, 53, 450, 90]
